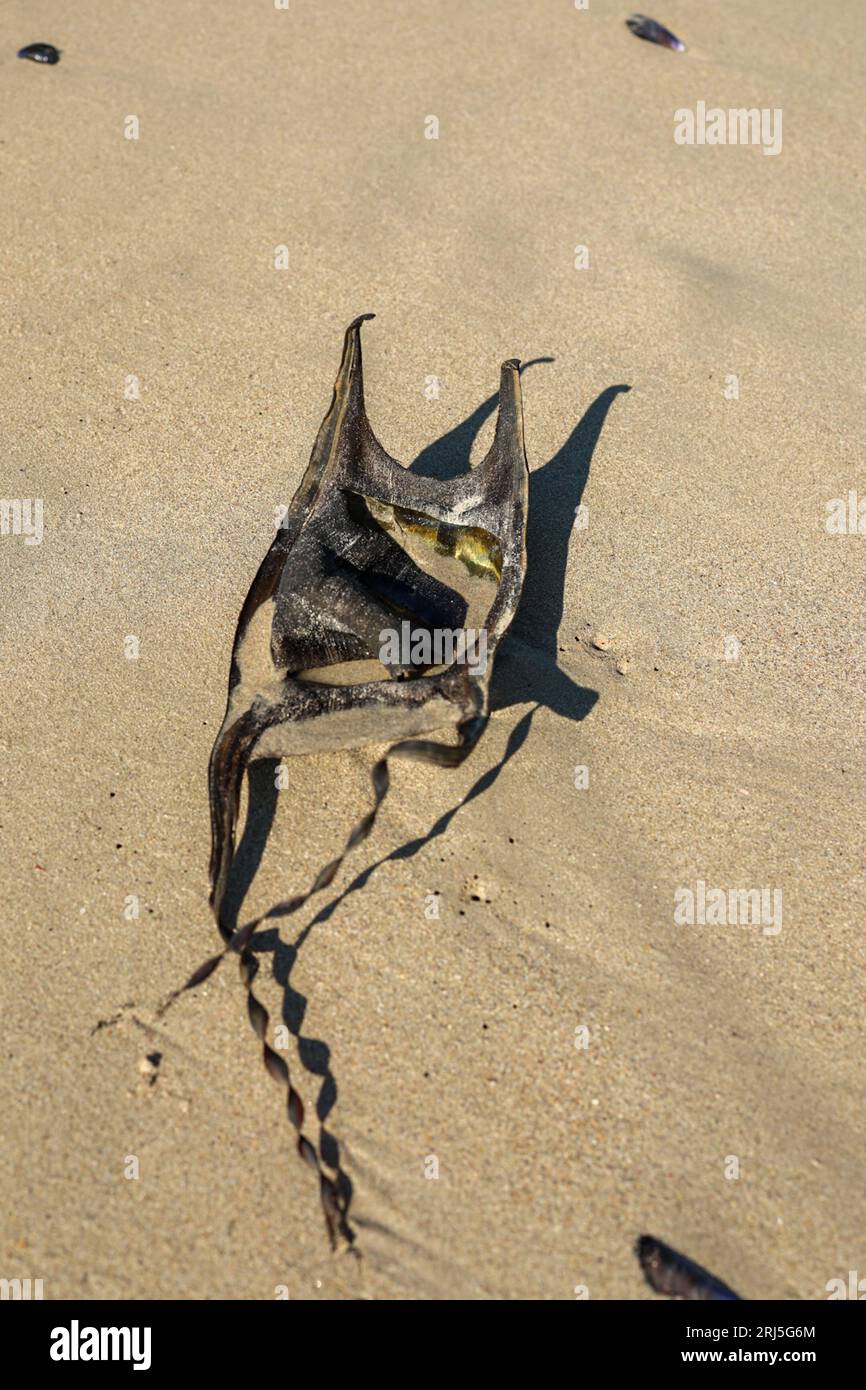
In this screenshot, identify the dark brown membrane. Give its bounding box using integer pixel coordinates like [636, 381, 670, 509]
[161, 315, 530, 1247]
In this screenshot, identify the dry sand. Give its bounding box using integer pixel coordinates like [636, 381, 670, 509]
[1, 0, 864, 1299]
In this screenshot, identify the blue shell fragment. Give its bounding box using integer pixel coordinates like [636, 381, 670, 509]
[636, 1235, 742, 1300]
[626, 14, 686, 52]
[17, 43, 61, 65]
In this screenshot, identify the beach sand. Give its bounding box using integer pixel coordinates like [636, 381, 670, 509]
[1, 0, 864, 1299]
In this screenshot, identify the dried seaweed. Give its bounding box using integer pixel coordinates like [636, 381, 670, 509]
[162, 314, 529, 1246]
[635, 1234, 742, 1300]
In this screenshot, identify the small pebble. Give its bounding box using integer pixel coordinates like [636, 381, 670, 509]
[18, 43, 61, 66]
[616, 657, 631, 675]
[591, 633, 611, 651]
[462, 874, 493, 904]
[138, 1051, 162, 1085]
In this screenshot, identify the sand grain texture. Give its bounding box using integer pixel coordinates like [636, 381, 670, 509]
[1, 0, 863, 1299]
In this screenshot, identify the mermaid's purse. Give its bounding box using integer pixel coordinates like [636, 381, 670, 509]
[207, 313, 530, 927]
[159, 315, 529, 1247]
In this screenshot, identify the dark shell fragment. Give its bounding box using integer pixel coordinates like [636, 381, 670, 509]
[625, 14, 685, 52]
[17, 43, 61, 65]
[636, 1235, 742, 1300]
